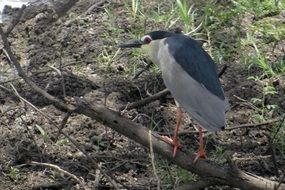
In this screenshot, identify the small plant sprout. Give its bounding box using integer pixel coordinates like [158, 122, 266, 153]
[35, 124, 49, 142]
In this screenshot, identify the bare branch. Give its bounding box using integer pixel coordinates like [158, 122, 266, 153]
[132, 59, 153, 79]
[74, 97, 285, 190]
[118, 88, 170, 111]
[227, 116, 282, 130]
[119, 64, 228, 111]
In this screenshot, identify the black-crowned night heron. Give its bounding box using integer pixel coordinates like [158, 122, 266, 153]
[119, 31, 229, 162]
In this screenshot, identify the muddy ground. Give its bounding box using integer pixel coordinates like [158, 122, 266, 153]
[0, 0, 285, 189]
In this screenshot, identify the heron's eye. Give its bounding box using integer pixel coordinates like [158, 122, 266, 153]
[143, 36, 152, 44]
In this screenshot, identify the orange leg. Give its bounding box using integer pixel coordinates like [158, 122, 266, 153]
[161, 107, 182, 157]
[193, 126, 207, 163]
[172, 107, 182, 157]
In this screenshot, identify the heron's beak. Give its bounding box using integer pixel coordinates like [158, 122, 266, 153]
[119, 40, 143, 48]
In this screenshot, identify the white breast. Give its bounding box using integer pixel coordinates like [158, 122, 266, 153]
[156, 40, 228, 131]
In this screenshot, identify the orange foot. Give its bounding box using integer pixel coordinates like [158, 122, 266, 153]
[161, 135, 181, 157]
[193, 148, 207, 163]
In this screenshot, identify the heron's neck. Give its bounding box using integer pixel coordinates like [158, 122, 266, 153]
[142, 40, 161, 65]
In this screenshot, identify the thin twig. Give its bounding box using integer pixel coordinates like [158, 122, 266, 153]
[132, 59, 153, 79]
[171, 116, 284, 136]
[226, 117, 282, 130]
[33, 61, 87, 75]
[233, 94, 261, 111]
[55, 112, 71, 141]
[119, 64, 228, 111]
[29, 161, 88, 190]
[218, 64, 228, 77]
[118, 88, 170, 111]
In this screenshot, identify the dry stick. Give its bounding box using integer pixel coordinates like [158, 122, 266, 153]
[176, 115, 284, 136]
[119, 88, 170, 111]
[29, 161, 88, 190]
[233, 94, 260, 111]
[1, 27, 284, 189]
[55, 112, 71, 141]
[218, 64, 228, 77]
[132, 59, 153, 79]
[226, 117, 282, 130]
[33, 61, 87, 75]
[119, 64, 228, 111]
[74, 97, 285, 190]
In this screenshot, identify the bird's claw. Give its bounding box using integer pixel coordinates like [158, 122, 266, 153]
[161, 135, 181, 157]
[193, 148, 207, 163]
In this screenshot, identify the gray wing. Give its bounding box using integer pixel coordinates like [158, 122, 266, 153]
[158, 39, 229, 131]
[165, 35, 225, 100]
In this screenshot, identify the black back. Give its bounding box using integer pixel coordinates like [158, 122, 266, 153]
[164, 33, 225, 100]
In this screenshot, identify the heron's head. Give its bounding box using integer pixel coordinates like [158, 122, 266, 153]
[119, 31, 175, 64]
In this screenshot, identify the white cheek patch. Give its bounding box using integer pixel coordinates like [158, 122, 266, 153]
[141, 35, 152, 42]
